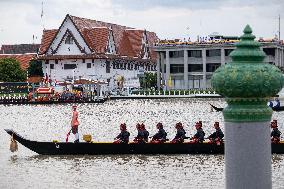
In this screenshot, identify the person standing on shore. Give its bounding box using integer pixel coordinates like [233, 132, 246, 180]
[71, 105, 80, 143]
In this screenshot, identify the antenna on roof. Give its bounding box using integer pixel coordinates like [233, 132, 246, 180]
[41, 1, 45, 30]
[279, 14, 281, 41]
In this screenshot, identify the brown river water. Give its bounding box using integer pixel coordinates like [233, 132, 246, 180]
[0, 99, 284, 189]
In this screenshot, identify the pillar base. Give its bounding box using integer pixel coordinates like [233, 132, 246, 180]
[225, 121, 272, 189]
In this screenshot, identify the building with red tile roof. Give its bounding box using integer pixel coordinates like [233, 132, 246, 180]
[0, 54, 35, 70]
[0, 44, 40, 54]
[0, 44, 39, 71]
[38, 14, 159, 89]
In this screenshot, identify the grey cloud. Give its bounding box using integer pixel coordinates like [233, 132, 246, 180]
[112, 0, 225, 10]
[111, 0, 284, 11]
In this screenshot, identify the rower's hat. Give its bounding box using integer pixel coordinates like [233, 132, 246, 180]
[214, 122, 219, 126]
[273, 120, 277, 124]
[136, 123, 141, 128]
[195, 122, 201, 127]
[157, 122, 163, 128]
[72, 105, 77, 108]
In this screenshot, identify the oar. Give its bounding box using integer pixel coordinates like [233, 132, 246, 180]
[66, 129, 71, 143]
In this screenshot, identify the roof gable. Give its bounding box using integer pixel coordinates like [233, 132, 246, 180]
[54, 29, 86, 55]
[45, 15, 92, 55]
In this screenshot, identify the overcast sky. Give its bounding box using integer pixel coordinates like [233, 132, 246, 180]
[0, 0, 283, 45]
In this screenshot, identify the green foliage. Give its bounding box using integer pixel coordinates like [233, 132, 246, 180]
[139, 72, 157, 89]
[27, 60, 43, 77]
[0, 58, 27, 82]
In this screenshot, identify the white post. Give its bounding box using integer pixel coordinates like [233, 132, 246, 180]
[202, 49, 206, 89]
[166, 50, 170, 90]
[221, 48, 225, 65]
[157, 52, 161, 90]
[161, 52, 165, 89]
[211, 25, 278, 189]
[184, 50, 189, 89]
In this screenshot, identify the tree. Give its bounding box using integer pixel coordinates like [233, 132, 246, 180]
[139, 72, 157, 89]
[0, 58, 27, 82]
[27, 60, 44, 77]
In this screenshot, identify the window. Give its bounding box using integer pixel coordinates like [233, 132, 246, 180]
[206, 63, 221, 72]
[64, 64, 77, 69]
[169, 51, 184, 58]
[87, 63, 91, 69]
[225, 49, 234, 56]
[106, 61, 110, 73]
[263, 48, 275, 56]
[65, 35, 73, 44]
[50, 64, 54, 69]
[188, 64, 203, 72]
[55, 60, 58, 64]
[206, 49, 221, 57]
[45, 60, 49, 64]
[82, 59, 85, 63]
[188, 50, 202, 58]
[170, 64, 184, 73]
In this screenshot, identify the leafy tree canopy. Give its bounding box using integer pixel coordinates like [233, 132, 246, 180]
[27, 60, 44, 77]
[0, 58, 27, 82]
[139, 72, 157, 89]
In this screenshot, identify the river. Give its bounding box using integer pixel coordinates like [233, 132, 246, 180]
[0, 99, 283, 188]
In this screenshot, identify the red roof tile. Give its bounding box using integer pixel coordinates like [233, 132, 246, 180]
[119, 31, 136, 57]
[0, 54, 35, 70]
[82, 27, 109, 54]
[39, 29, 57, 54]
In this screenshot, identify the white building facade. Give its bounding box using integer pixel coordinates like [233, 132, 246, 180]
[38, 14, 158, 90]
[154, 43, 284, 90]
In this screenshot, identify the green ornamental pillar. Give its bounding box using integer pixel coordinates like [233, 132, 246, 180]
[212, 25, 284, 189]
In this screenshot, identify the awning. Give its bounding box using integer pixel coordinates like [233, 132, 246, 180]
[36, 87, 54, 94]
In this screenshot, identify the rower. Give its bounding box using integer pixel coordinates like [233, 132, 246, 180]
[191, 122, 205, 143]
[171, 122, 186, 143]
[71, 105, 80, 143]
[208, 122, 224, 145]
[151, 122, 167, 143]
[140, 123, 149, 142]
[114, 123, 130, 144]
[133, 123, 144, 143]
[271, 120, 281, 143]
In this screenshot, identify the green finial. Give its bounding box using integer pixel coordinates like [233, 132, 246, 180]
[243, 24, 252, 34]
[211, 25, 284, 122]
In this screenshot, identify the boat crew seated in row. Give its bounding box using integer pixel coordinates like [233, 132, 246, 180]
[113, 121, 224, 144]
[271, 120, 282, 143]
